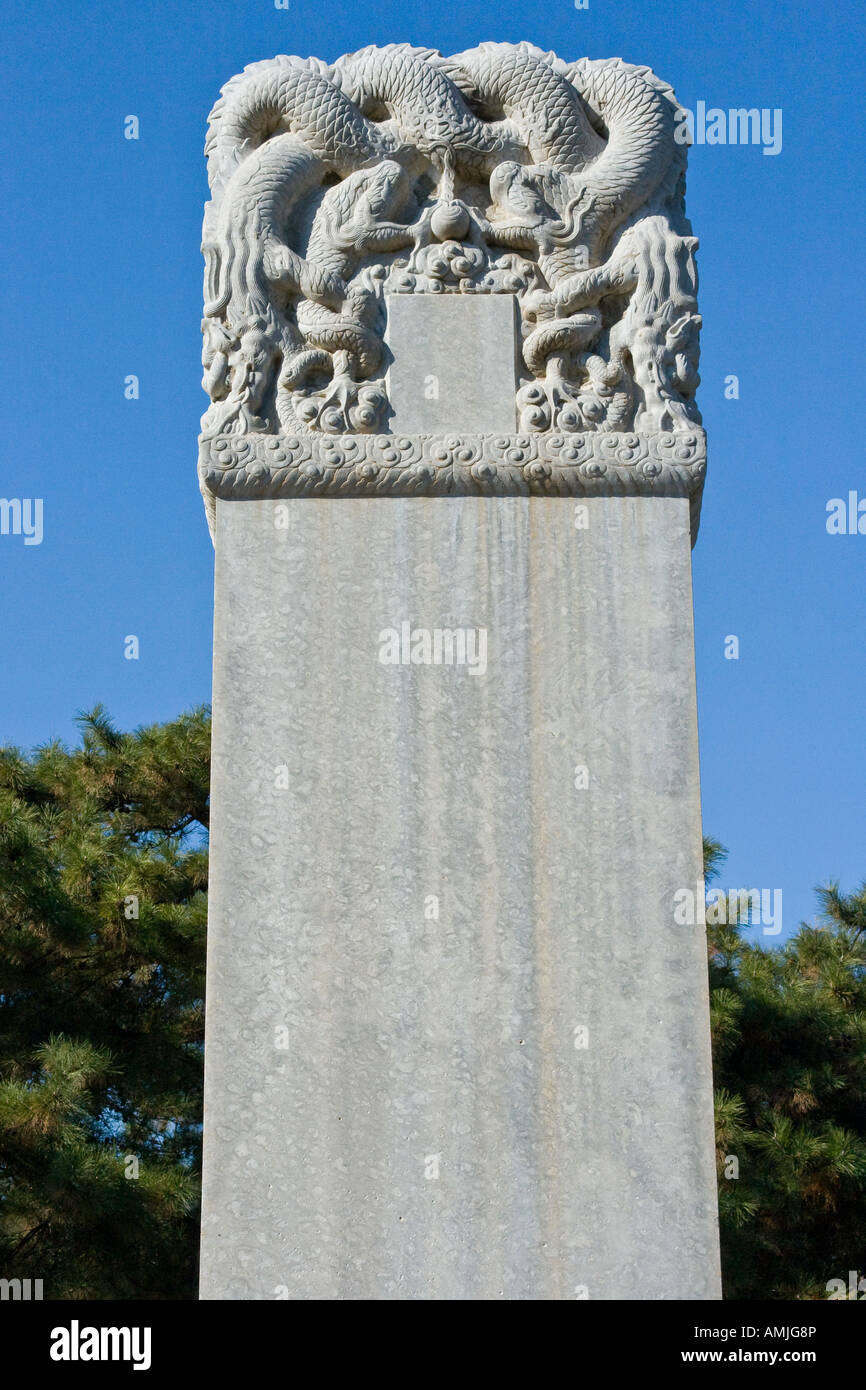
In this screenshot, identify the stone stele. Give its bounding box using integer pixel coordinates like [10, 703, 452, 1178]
[198, 41, 720, 1301]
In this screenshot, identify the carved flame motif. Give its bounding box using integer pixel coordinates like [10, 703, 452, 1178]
[201, 43, 701, 440]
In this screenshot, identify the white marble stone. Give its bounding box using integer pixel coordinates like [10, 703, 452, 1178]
[200, 45, 701, 445]
[385, 294, 518, 434]
[200, 491, 721, 1300]
[199, 41, 718, 1302]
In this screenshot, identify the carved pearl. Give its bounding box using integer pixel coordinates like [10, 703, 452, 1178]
[430, 200, 470, 242]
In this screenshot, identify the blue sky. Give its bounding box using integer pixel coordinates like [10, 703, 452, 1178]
[1, 0, 863, 939]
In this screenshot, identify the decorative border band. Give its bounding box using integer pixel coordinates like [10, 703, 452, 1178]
[199, 430, 706, 542]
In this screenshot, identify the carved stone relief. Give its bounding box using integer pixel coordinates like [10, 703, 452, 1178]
[200, 43, 702, 449]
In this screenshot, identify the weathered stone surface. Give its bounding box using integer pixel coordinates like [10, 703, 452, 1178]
[197, 430, 707, 545]
[200, 490, 720, 1300]
[198, 41, 719, 1302]
[385, 294, 519, 434]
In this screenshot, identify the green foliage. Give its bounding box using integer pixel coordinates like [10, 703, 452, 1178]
[705, 841, 866, 1299]
[0, 706, 209, 1298]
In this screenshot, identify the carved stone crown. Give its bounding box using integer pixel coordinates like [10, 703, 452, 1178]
[199, 42, 705, 537]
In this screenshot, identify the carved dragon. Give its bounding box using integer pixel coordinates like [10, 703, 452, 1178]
[200, 43, 699, 439]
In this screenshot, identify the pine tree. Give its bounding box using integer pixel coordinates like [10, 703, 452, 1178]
[0, 706, 209, 1298]
[707, 845, 866, 1299]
